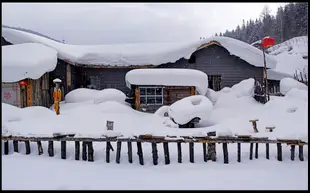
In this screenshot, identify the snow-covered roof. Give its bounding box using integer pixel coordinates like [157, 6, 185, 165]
[125, 69, 208, 95]
[2, 27, 277, 68]
[2, 43, 58, 82]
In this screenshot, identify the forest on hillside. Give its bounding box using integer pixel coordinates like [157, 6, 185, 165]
[215, 2, 308, 44]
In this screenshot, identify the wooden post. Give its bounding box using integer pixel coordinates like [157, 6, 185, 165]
[82, 141, 87, 161]
[106, 141, 111, 163]
[177, 142, 182, 163]
[115, 141, 122, 164]
[223, 143, 229, 164]
[47, 141, 54, 157]
[61, 141, 66, 159]
[75, 141, 80, 160]
[4, 141, 9, 155]
[37, 141, 43, 155]
[127, 141, 133, 163]
[255, 143, 259, 159]
[202, 143, 207, 162]
[13, 140, 18, 153]
[290, 145, 295, 161]
[189, 142, 194, 163]
[25, 141, 31, 155]
[237, 143, 241, 162]
[151, 142, 158, 165]
[299, 145, 304, 161]
[207, 132, 216, 161]
[277, 143, 282, 161]
[137, 142, 144, 165]
[163, 142, 170, 165]
[87, 142, 94, 162]
[249, 143, 253, 160]
[266, 143, 270, 159]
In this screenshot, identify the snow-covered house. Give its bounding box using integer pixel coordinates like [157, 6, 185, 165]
[125, 69, 208, 112]
[2, 43, 58, 107]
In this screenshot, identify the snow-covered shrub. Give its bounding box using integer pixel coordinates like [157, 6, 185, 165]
[94, 89, 126, 104]
[280, 77, 308, 95]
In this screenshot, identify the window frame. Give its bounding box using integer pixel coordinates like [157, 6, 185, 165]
[139, 86, 163, 105]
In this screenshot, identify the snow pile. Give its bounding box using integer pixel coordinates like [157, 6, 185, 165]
[125, 69, 209, 95]
[2, 103, 23, 122]
[280, 77, 308, 95]
[205, 88, 220, 104]
[2, 43, 58, 82]
[65, 88, 126, 104]
[230, 78, 255, 97]
[267, 36, 308, 57]
[154, 106, 169, 117]
[285, 88, 308, 102]
[168, 95, 213, 125]
[2, 27, 276, 68]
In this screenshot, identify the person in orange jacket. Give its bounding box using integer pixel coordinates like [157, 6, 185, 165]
[53, 78, 62, 115]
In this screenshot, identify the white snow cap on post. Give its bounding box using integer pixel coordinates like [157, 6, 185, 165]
[53, 78, 62, 83]
[125, 68, 209, 95]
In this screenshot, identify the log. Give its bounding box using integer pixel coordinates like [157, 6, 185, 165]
[106, 141, 111, 163]
[13, 140, 18, 153]
[202, 143, 207, 162]
[266, 143, 270, 159]
[255, 143, 259, 159]
[151, 142, 158, 165]
[37, 141, 43, 155]
[127, 141, 133, 163]
[61, 141, 66, 159]
[223, 143, 229, 164]
[207, 131, 216, 161]
[25, 141, 31, 155]
[277, 143, 282, 161]
[48, 141, 54, 157]
[237, 143, 241, 162]
[163, 142, 170, 165]
[82, 141, 87, 161]
[137, 142, 144, 165]
[115, 141, 122, 164]
[290, 145, 295, 161]
[75, 141, 80, 160]
[4, 141, 9, 155]
[177, 142, 182, 163]
[189, 142, 194, 163]
[299, 145, 304, 161]
[87, 142, 94, 162]
[249, 143, 253, 160]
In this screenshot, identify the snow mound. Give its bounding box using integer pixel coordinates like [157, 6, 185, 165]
[230, 78, 255, 97]
[154, 105, 170, 117]
[2, 27, 276, 68]
[2, 103, 23, 122]
[94, 89, 126, 104]
[205, 88, 220, 104]
[280, 77, 308, 95]
[168, 95, 213, 125]
[125, 69, 209, 95]
[65, 88, 99, 103]
[22, 106, 55, 119]
[285, 88, 308, 102]
[2, 43, 58, 82]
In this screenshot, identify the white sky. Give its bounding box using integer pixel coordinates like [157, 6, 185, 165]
[2, 3, 286, 45]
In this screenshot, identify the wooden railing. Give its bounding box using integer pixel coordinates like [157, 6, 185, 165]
[1, 133, 307, 165]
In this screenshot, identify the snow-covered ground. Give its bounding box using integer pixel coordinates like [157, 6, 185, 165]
[2, 78, 308, 190]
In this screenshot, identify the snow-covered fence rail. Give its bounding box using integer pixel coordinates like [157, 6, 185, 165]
[1, 134, 307, 165]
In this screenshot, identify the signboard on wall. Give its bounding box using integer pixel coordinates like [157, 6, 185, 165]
[2, 83, 21, 107]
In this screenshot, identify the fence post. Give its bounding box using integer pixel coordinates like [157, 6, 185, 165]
[189, 142, 194, 163]
[151, 142, 158, 165]
[299, 145, 304, 161]
[249, 143, 253, 160]
[207, 132, 216, 161]
[75, 141, 80, 160]
[61, 141, 66, 159]
[237, 143, 241, 162]
[202, 143, 207, 162]
[223, 143, 229, 164]
[87, 142, 94, 162]
[177, 142, 182, 163]
[137, 142, 144, 165]
[255, 143, 259, 159]
[106, 141, 111, 163]
[277, 143, 282, 161]
[127, 141, 133, 163]
[37, 141, 43, 155]
[13, 140, 18, 153]
[4, 141, 9, 155]
[48, 141, 54, 157]
[25, 141, 31, 155]
[115, 141, 122, 164]
[82, 141, 87, 161]
[290, 145, 295, 161]
[163, 142, 170, 165]
[266, 143, 270, 159]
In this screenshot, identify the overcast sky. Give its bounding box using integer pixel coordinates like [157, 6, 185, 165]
[2, 3, 286, 45]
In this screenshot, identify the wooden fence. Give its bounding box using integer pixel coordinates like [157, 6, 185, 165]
[1, 133, 307, 165]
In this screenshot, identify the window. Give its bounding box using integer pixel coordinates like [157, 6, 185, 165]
[87, 76, 101, 90]
[208, 75, 222, 91]
[139, 87, 163, 105]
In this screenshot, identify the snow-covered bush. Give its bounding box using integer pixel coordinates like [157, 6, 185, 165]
[94, 89, 126, 104]
[280, 77, 308, 95]
[154, 105, 170, 117]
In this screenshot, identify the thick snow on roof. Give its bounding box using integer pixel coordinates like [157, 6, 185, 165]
[2, 27, 276, 68]
[2, 43, 58, 82]
[125, 69, 209, 95]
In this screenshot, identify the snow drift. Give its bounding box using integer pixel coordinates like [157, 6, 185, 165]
[280, 77, 308, 95]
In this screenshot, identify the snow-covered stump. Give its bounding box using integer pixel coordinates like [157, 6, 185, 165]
[82, 142, 87, 161]
[136, 142, 144, 165]
[13, 140, 18, 153]
[75, 141, 80, 160]
[37, 141, 43, 155]
[266, 143, 270, 159]
[4, 141, 9, 155]
[255, 143, 259, 159]
[189, 142, 194, 163]
[151, 142, 158, 165]
[222, 143, 229, 164]
[299, 145, 304, 161]
[237, 143, 241, 162]
[177, 142, 182, 163]
[290, 145, 295, 161]
[207, 132, 216, 161]
[25, 141, 31, 155]
[115, 141, 122, 164]
[61, 141, 66, 159]
[249, 143, 253, 160]
[202, 143, 207, 162]
[249, 119, 259, 133]
[277, 143, 282, 161]
[48, 141, 54, 157]
[163, 142, 170, 165]
[127, 142, 133, 163]
[87, 142, 94, 162]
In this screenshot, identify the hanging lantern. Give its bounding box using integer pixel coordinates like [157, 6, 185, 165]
[261, 36, 275, 48]
[18, 79, 28, 87]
